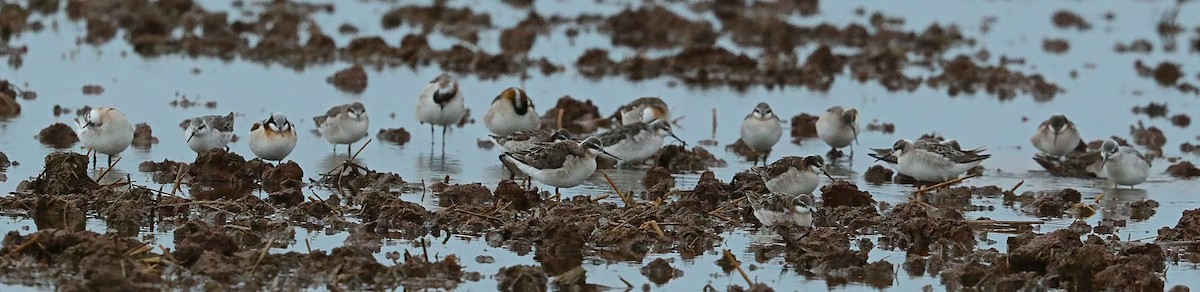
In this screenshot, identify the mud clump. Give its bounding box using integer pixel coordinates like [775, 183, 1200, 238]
[1042, 38, 1070, 53]
[540, 96, 601, 134]
[865, 121, 895, 134]
[81, 84, 104, 95]
[1130, 122, 1166, 156]
[439, 183, 492, 207]
[37, 123, 79, 148]
[173, 222, 238, 266]
[1171, 114, 1191, 127]
[0, 85, 19, 117]
[1153, 62, 1183, 86]
[377, 128, 411, 145]
[642, 166, 675, 191]
[1132, 102, 1169, 118]
[1052, 10, 1091, 30]
[725, 139, 761, 163]
[1018, 188, 1082, 217]
[261, 161, 304, 192]
[641, 258, 683, 285]
[29, 152, 98, 195]
[1159, 209, 1200, 242]
[493, 180, 540, 211]
[328, 65, 368, 94]
[359, 191, 430, 238]
[863, 165, 894, 183]
[790, 113, 819, 138]
[602, 6, 715, 50]
[496, 265, 548, 291]
[879, 203, 975, 255]
[267, 188, 304, 207]
[652, 145, 726, 172]
[188, 148, 255, 185]
[927, 55, 1062, 102]
[820, 181, 874, 208]
[131, 123, 158, 148]
[1168, 161, 1200, 179]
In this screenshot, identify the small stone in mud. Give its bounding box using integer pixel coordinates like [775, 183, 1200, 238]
[864, 165, 894, 183]
[1171, 114, 1190, 128]
[496, 265, 547, 291]
[81, 84, 104, 95]
[820, 181, 874, 208]
[327, 65, 368, 94]
[640, 258, 683, 285]
[475, 255, 495, 264]
[1042, 38, 1070, 53]
[131, 123, 157, 148]
[337, 23, 359, 34]
[377, 128, 411, 145]
[36, 123, 79, 148]
[1052, 10, 1091, 30]
[790, 113, 819, 138]
[1167, 161, 1200, 179]
[439, 183, 492, 207]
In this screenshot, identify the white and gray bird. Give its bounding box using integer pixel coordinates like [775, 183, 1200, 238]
[746, 191, 814, 228]
[491, 128, 572, 154]
[314, 102, 369, 154]
[499, 137, 620, 196]
[875, 139, 991, 182]
[485, 87, 540, 136]
[416, 73, 468, 148]
[760, 155, 834, 196]
[1031, 114, 1082, 157]
[612, 96, 670, 126]
[596, 119, 685, 164]
[740, 102, 782, 166]
[816, 106, 859, 157]
[75, 107, 134, 167]
[185, 112, 235, 155]
[1100, 139, 1150, 188]
[249, 112, 298, 163]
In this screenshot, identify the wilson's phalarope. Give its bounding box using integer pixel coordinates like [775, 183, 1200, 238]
[185, 112, 235, 155]
[491, 128, 572, 153]
[314, 102, 369, 154]
[596, 119, 685, 164]
[499, 136, 620, 196]
[740, 102, 782, 166]
[612, 96, 669, 125]
[416, 73, 467, 148]
[760, 155, 834, 196]
[875, 139, 991, 182]
[75, 107, 134, 167]
[1100, 139, 1150, 188]
[249, 112, 298, 163]
[816, 106, 859, 157]
[746, 191, 814, 228]
[1031, 114, 1082, 157]
[485, 87, 540, 136]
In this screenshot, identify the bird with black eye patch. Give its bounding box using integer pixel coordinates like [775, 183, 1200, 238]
[760, 155, 834, 196]
[612, 96, 670, 126]
[485, 87, 540, 136]
[249, 112, 298, 164]
[491, 128, 573, 154]
[1100, 139, 1150, 189]
[499, 136, 621, 197]
[596, 119, 685, 165]
[1031, 114, 1082, 158]
[314, 102, 369, 155]
[746, 191, 814, 228]
[740, 102, 782, 166]
[416, 73, 467, 148]
[875, 139, 990, 182]
[816, 106, 859, 158]
[185, 112, 235, 155]
[75, 107, 135, 168]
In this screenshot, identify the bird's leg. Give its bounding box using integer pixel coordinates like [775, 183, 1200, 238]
[107, 155, 113, 168]
[90, 150, 97, 169]
[554, 188, 562, 201]
[429, 125, 435, 146]
[347, 144, 352, 156]
[441, 125, 448, 152]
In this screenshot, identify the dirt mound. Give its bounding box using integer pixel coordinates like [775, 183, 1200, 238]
[29, 152, 97, 195]
[820, 181, 874, 208]
[132, 123, 158, 148]
[377, 128, 411, 145]
[37, 123, 79, 148]
[540, 96, 601, 134]
[261, 160, 304, 192]
[641, 258, 683, 285]
[652, 145, 727, 172]
[189, 148, 255, 185]
[439, 183, 493, 207]
[328, 65, 368, 93]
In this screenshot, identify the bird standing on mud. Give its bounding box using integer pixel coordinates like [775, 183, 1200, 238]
[816, 106, 859, 158]
[185, 112, 235, 155]
[484, 87, 540, 136]
[740, 102, 782, 166]
[314, 102, 369, 155]
[874, 139, 990, 183]
[75, 107, 134, 168]
[499, 137, 620, 197]
[596, 119, 685, 166]
[416, 74, 468, 150]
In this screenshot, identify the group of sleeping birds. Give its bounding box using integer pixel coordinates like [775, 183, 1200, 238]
[71, 73, 1152, 232]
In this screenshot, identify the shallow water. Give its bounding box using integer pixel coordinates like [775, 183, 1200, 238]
[2, 0, 1200, 290]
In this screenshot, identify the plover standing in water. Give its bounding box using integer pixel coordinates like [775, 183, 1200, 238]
[876, 139, 991, 182]
[740, 102, 782, 166]
[75, 107, 134, 167]
[484, 87, 540, 136]
[816, 106, 859, 157]
[491, 128, 572, 153]
[596, 119, 685, 165]
[1031, 114, 1082, 157]
[612, 96, 669, 125]
[746, 191, 814, 228]
[760, 155, 834, 196]
[499, 137, 620, 196]
[1100, 139, 1150, 188]
[249, 112, 298, 163]
[314, 102, 369, 154]
[416, 74, 467, 148]
[185, 112, 235, 155]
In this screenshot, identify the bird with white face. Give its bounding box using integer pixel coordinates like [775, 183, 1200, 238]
[249, 112, 298, 163]
[613, 96, 669, 126]
[740, 102, 782, 166]
[491, 128, 572, 154]
[1031, 114, 1082, 157]
[816, 106, 859, 157]
[185, 112, 235, 155]
[484, 87, 539, 136]
[876, 139, 991, 182]
[746, 191, 814, 228]
[314, 102, 369, 155]
[499, 136, 621, 197]
[596, 119, 685, 165]
[761, 155, 834, 196]
[416, 74, 467, 148]
[75, 107, 134, 167]
[1100, 139, 1150, 188]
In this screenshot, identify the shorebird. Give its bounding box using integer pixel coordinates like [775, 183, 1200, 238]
[1100, 139, 1150, 188]
[760, 155, 834, 196]
[875, 139, 991, 182]
[491, 128, 572, 153]
[75, 107, 134, 167]
[597, 119, 685, 164]
[746, 191, 814, 228]
[485, 87, 540, 136]
[416, 74, 467, 148]
[314, 102, 369, 155]
[870, 138, 976, 167]
[499, 136, 620, 196]
[1031, 114, 1082, 157]
[816, 106, 859, 157]
[740, 102, 782, 166]
[185, 112, 235, 155]
[249, 112, 298, 163]
[612, 96, 669, 125]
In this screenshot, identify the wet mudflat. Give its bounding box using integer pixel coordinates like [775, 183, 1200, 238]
[1, 0, 1200, 290]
